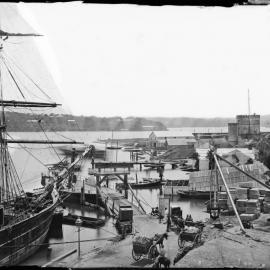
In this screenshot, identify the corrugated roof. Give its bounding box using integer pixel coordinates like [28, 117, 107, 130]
[166, 138, 196, 146]
[196, 148, 255, 159]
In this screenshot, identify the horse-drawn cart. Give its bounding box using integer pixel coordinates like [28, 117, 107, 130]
[177, 224, 203, 248]
[132, 236, 158, 261]
[131, 233, 168, 262]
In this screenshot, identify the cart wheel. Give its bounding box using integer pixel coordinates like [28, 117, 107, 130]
[132, 249, 142, 261]
[197, 233, 202, 244]
[193, 234, 201, 247]
[148, 245, 158, 259]
[178, 232, 186, 248]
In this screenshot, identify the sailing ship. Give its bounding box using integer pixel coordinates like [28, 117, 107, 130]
[0, 3, 92, 265]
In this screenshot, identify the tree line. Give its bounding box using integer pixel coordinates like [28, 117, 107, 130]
[5, 112, 167, 132]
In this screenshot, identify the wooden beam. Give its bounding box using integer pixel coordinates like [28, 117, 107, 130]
[0, 100, 60, 107]
[6, 139, 84, 144]
[213, 153, 246, 233]
[127, 183, 146, 214]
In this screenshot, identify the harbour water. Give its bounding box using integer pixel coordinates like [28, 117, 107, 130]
[13, 128, 269, 266]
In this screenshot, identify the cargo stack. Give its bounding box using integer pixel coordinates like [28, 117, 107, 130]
[236, 199, 247, 214]
[245, 199, 260, 218]
[238, 182, 254, 189]
[218, 192, 228, 210]
[236, 187, 248, 200]
[249, 188, 260, 200]
[263, 190, 270, 213]
[227, 189, 237, 212]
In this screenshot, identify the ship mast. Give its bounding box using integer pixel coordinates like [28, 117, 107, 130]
[247, 89, 252, 139]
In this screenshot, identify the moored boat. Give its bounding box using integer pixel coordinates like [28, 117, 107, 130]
[116, 178, 162, 189]
[62, 213, 105, 228]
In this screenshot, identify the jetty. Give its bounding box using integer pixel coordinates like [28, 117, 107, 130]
[91, 161, 180, 172]
[91, 170, 146, 216]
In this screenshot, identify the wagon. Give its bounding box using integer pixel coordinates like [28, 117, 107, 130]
[132, 236, 159, 261]
[177, 226, 202, 248]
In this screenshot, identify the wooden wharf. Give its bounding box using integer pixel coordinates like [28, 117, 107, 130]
[91, 161, 180, 172]
[91, 170, 146, 217]
[98, 186, 144, 216]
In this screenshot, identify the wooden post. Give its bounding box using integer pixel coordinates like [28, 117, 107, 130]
[124, 174, 128, 199]
[213, 154, 246, 234]
[140, 163, 142, 171]
[127, 183, 146, 214]
[80, 180, 85, 205]
[96, 176, 100, 206]
[106, 176, 109, 188]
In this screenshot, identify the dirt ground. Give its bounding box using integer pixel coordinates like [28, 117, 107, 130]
[175, 214, 270, 268]
[50, 213, 270, 268]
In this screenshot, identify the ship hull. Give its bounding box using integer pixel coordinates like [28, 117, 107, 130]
[0, 192, 59, 265]
[177, 190, 210, 199]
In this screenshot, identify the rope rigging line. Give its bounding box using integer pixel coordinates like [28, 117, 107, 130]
[2, 50, 54, 101]
[1, 54, 47, 103]
[6, 133, 48, 168]
[1, 53, 64, 166]
[37, 119, 62, 163]
[0, 55, 25, 99]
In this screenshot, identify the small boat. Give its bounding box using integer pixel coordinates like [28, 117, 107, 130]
[116, 178, 162, 189]
[179, 164, 197, 172]
[122, 147, 142, 152]
[177, 190, 210, 199]
[106, 146, 122, 150]
[62, 213, 105, 228]
[144, 163, 165, 169]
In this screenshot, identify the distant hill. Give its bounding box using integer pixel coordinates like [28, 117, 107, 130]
[149, 115, 270, 128]
[5, 112, 167, 132]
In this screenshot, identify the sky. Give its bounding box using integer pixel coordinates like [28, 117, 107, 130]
[17, 2, 270, 118]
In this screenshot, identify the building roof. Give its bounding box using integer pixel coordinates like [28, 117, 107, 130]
[166, 138, 196, 146]
[196, 147, 255, 159]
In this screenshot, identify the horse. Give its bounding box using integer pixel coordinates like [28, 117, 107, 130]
[153, 233, 168, 248]
[153, 256, 171, 268]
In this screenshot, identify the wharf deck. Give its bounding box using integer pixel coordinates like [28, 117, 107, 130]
[99, 187, 144, 216]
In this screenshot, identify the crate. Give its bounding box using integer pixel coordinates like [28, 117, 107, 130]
[246, 199, 260, 208]
[236, 188, 248, 200]
[218, 192, 227, 200]
[249, 188, 260, 200]
[119, 206, 133, 222]
[132, 236, 152, 254]
[246, 207, 260, 214]
[239, 182, 254, 188]
[236, 199, 247, 208]
[263, 202, 270, 213]
[240, 213, 257, 222]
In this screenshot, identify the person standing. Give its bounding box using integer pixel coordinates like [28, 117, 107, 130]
[163, 208, 169, 224]
[166, 213, 171, 232]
